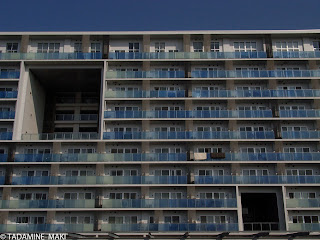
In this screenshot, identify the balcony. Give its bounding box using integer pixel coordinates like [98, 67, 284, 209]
[106, 71, 185, 78]
[55, 114, 98, 121]
[108, 51, 267, 59]
[0, 132, 12, 140]
[0, 199, 95, 209]
[56, 97, 99, 104]
[14, 153, 188, 162]
[0, 111, 15, 119]
[0, 52, 102, 60]
[101, 198, 236, 208]
[286, 198, 320, 208]
[0, 71, 20, 79]
[103, 131, 275, 140]
[104, 110, 273, 119]
[101, 223, 238, 232]
[281, 131, 320, 139]
[273, 51, 320, 58]
[21, 132, 99, 140]
[289, 223, 320, 231]
[193, 89, 320, 98]
[279, 110, 320, 118]
[11, 176, 188, 185]
[194, 175, 320, 184]
[244, 222, 279, 231]
[0, 154, 7, 162]
[191, 70, 320, 78]
[0, 224, 94, 233]
[0, 91, 18, 98]
[105, 90, 186, 98]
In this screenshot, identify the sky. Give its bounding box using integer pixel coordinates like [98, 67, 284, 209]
[1, 0, 320, 31]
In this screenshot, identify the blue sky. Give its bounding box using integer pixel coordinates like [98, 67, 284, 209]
[1, 0, 320, 31]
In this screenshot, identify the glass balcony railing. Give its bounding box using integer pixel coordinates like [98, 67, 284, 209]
[273, 51, 320, 58]
[281, 131, 320, 139]
[0, 132, 12, 140]
[21, 132, 99, 140]
[106, 71, 185, 78]
[0, 224, 94, 233]
[286, 198, 320, 208]
[14, 153, 188, 162]
[103, 131, 275, 140]
[55, 114, 98, 121]
[11, 176, 188, 185]
[0, 199, 95, 209]
[279, 110, 320, 118]
[104, 110, 273, 119]
[105, 90, 186, 98]
[289, 223, 320, 231]
[193, 89, 320, 98]
[101, 223, 238, 232]
[0, 111, 15, 119]
[0, 154, 7, 162]
[0, 52, 102, 60]
[0, 91, 18, 98]
[108, 51, 267, 59]
[191, 70, 320, 78]
[0, 71, 20, 79]
[0, 176, 5, 184]
[14, 152, 320, 163]
[194, 175, 320, 184]
[101, 198, 237, 208]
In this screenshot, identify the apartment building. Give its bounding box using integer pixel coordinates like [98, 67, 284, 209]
[0, 30, 319, 239]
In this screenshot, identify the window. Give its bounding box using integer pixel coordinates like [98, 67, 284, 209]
[109, 216, 137, 224]
[200, 216, 228, 223]
[196, 106, 221, 111]
[154, 106, 180, 111]
[275, 41, 299, 52]
[281, 126, 308, 132]
[6, 43, 18, 53]
[67, 148, 95, 154]
[64, 192, 92, 200]
[111, 148, 138, 153]
[91, 43, 101, 53]
[17, 216, 45, 224]
[110, 192, 137, 199]
[113, 127, 138, 132]
[24, 148, 51, 154]
[234, 42, 257, 52]
[37, 43, 60, 53]
[155, 169, 182, 176]
[129, 43, 140, 52]
[155, 148, 181, 153]
[19, 193, 47, 200]
[277, 67, 300, 71]
[65, 216, 91, 224]
[241, 147, 266, 153]
[200, 192, 226, 199]
[199, 169, 224, 176]
[198, 147, 223, 153]
[74, 42, 82, 53]
[288, 192, 316, 199]
[279, 105, 305, 111]
[236, 86, 261, 90]
[292, 215, 319, 223]
[110, 169, 137, 176]
[313, 41, 320, 51]
[286, 169, 313, 176]
[153, 86, 180, 91]
[243, 169, 269, 176]
[235, 67, 259, 71]
[210, 42, 220, 52]
[239, 126, 265, 132]
[155, 42, 165, 52]
[195, 67, 218, 71]
[154, 192, 182, 199]
[66, 170, 93, 176]
[283, 147, 310, 153]
[154, 127, 181, 132]
[278, 86, 302, 90]
[197, 126, 222, 131]
[164, 216, 180, 223]
[193, 42, 203, 52]
[194, 86, 220, 91]
[115, 68, 139, 72]
[21, 170, 49, 177]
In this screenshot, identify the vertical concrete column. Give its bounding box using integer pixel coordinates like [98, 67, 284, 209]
[228, 120, 237, 131]
[143, 35, 150, 52]
[53, 142, 61, 154]
[154, 210, 164, 223]
[230, 142, 239, 153]
[185, 62, 191, 78]
[226, 80, 235, 90]
[281, 186, 289, 231]
[236, 186, 244, 231]
[142, 142, 150, 153]
[311, 79, 320, 89]
[75, 92, 81, 104]
[46, 211, 56, 224]
[227, 99, 236, 110]
[2, 187, 11, 200]
[188, 165, 195, 183]
[97, 142, 105, 154]
[82, 35, 90, 53]
[264, 35, 273, 58]
[0, 212, 8, 224]
[225, 61, 234, 70]
[141, 186, 149, 199]
[94, 212, 103, 231]
[186, 81, 193, 97]
[313, 99, 320, 109]
[141, 163, 149, 176]
[188, 210, 196, 223]
[268, 79, 277, 89]
[96, 164, 105, 176]
[185, 99, 193, 132]
[231, 163, 241, 175]
[266, 60, 275, 70]
[187, 186, 196, 199]
[308, 60, 318, 70]
[203, 34, 211, 52]
[183, 34, 191, 52]
[48, 187, 57, 200]
[276, 163, 286, 175]
[20, 35, 30, 53]
[102, 35, 109, 59]
[51, 164, 60, 176]
[274, 141, 283, 153]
